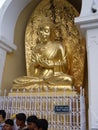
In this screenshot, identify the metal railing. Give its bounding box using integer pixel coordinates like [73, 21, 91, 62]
[0, 88, 86, 130]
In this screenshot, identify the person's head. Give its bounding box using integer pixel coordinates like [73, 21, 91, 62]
[3, 119, 14, 130]
[38, 119, 48, 130]
[16, 113, 26, 127]
[27, 115, 38, 130]
[0, 110, 6, 123]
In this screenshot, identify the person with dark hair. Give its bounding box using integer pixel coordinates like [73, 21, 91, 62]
[16, 113, 27, 130]
[0, 110, 6, 130]
[26, 115, 39, 130]
[2, 119, 14, 130]
[38, 119, 48, 130]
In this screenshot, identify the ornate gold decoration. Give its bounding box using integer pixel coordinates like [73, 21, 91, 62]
[13, 0, 86, 92]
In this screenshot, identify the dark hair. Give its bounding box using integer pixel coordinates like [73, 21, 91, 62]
[16, 113, 26, 122]
[0, 110, 6, 119]
[38, 119, 48, 130]
[5, 119, 14, 126]
[27, 115, 38, 124]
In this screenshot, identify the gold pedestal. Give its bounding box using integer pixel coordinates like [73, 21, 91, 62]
[8, 90, 77, 97]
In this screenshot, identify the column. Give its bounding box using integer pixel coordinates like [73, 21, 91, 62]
[0, 48, 6, 88]
[0, 36, 16, 88]
[75, 11, 98, 130]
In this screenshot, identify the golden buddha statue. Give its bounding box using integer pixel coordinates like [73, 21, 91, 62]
[13, 22, 73, 91]
[13, 0, 86, 92]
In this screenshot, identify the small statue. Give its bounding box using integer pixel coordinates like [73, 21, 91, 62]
[13, 22, 73, 91]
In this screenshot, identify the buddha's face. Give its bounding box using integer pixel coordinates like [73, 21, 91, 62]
[39, 25, 51, 42]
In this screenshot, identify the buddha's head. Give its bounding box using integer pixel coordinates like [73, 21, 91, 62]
[36, 16, 56, 43]
[38, 24, 51, 43]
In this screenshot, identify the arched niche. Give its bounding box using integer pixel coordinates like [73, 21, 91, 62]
[0, 0, 82, 90]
